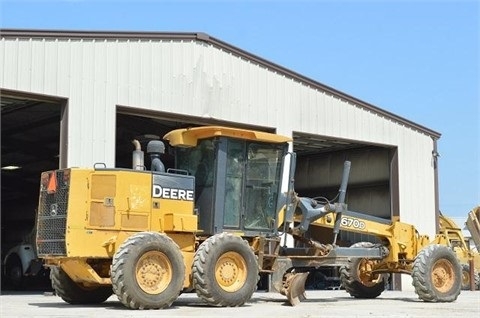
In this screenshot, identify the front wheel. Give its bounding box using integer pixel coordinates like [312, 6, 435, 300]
[412, 244, 461, 302]
[339, 242, 386, 298]
[192, 233, 259, 307]
[111, 232, 185, 309]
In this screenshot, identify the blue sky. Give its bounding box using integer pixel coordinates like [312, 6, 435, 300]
[1, 0, 479, 218]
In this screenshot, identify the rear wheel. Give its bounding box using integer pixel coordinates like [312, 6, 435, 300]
[50, 267, 112, 304]
[111, 232, 185, 309]
[192, 233, 259, 307]
[5, 255, 24, 290]
[412, 244, 461, 302]
[339, 242, 386, 298]
[461, 263, 480, 290]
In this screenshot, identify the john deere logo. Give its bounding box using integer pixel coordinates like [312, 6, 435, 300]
[152, 185, 194, 201]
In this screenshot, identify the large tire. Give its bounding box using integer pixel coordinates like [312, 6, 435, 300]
[50, 267, 112, 304]
[5, 254, 25, 290]
[339, 242, 386, 298]
[111, 232, 185, 309]
[192, 233, 259, 307]
[412, 244, 461, 302]
[461, 264, 480, 290]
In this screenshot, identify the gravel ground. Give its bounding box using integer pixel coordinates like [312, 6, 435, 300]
[1, 289, 479, 318]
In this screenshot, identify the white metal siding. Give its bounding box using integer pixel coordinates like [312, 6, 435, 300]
[0, 36, 437, 242]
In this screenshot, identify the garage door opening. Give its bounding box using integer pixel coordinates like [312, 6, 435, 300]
[294, 132, 398, 215]
[115, 109, 277, 171]
[1, 92, 65, 257]
[115, 113, 184, 170]
[293, 132, 399, 241]
[293, 132, 400, 290]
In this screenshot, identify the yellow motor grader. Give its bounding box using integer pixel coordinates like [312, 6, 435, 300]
[437, 207, 480, 290]
[35, 126, 462, 309]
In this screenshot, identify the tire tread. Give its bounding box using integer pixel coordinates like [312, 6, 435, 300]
[192, 232, 258, 307]
[412, 244, 461, 302]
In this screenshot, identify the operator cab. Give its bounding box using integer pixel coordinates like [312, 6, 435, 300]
[164, 126, 290, 236]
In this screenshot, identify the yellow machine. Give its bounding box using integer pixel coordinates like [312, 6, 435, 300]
[36, 126, 462, 309]
[289, 206, 463, 300]
[438, 208, 480, 290]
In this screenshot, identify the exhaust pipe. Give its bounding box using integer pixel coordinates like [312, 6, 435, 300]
[132, 139, 144, 170]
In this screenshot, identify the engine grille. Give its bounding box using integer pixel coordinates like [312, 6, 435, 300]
[36, 170, 69, 256]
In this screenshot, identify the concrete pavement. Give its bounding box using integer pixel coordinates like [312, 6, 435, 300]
[1, 289, 479, 318]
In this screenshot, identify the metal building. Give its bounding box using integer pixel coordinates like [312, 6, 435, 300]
[1, 30, 441, 290]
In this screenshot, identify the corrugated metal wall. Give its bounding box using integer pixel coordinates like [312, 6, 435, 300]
[0, 35, 437, 241]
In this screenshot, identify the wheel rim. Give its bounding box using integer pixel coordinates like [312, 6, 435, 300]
[431, 259, 455, 292]
[135, 250, 172, 295]
[215, 251, 247, 292]
[357, 259, 382, 287]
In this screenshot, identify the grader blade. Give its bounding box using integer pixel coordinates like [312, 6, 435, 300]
[285, 272, 309, 306]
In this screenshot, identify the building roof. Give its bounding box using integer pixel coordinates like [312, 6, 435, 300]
[0, 28, 441, 139]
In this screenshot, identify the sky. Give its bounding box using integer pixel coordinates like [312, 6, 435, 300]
[0, 0, 478, 218]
